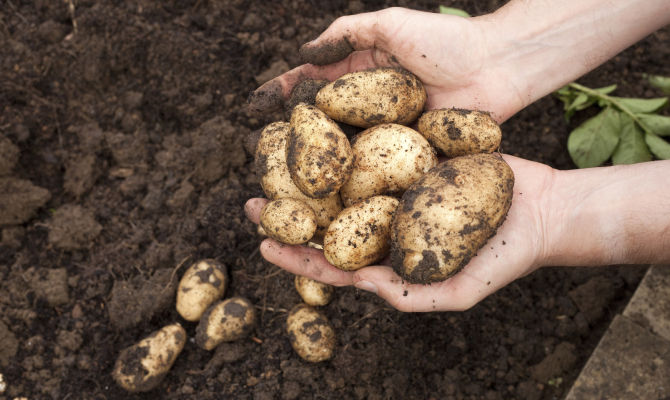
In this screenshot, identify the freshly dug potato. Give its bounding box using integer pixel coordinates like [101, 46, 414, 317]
[324, 196, 399, 271]
[113, 323, 186, 392]
[176, 259, 228, 322]
[391, 153, 514, 284]
[195, 297, 256, 351]
[287, 103, 353, 198]
[340, 124, 437, 207]
[417, 108, 502, 157]
[295, 275, 334, 306]
[286, 304, 335, 362]
[315, 67, 426, 128]
[260, 199, 317, 245]
[255, 121, 342, 236]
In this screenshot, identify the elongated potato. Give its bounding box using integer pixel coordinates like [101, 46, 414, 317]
[316, 67, 426, 128]
[286, 304, 335, 362]
[176, 259, 227, 322]
[195, 297, 256, 350]
[287, 104, 353, 198]
[324, 196, 399, 271]
[417, 108, 501, 157]
[260, 199, 317, 245]
[295, 275, 334, 306]
[255, 121, 342, 236]
[113, 323, 186, 392]
[340, 124, 437, 207]
[391, 153, 514, 284]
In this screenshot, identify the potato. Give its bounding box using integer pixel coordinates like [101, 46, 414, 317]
[324, 196, 399, 271]
[315, 67, 426, 128]
[391, 153, 514, 284]
[260, 199, 317, 245]
[340, 124, 437, 207]
[417, 108, 502, 158]
[255, 121, 342, 236]
[286, 304, 335, 362]
[287, 103, 353, 198]
[176, 259, 228, 322]
[195, 297, 256, 350]
[113, 323, 186, 392]
[295, 275, 334, 306]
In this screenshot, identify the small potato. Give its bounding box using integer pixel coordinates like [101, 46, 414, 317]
[340, 124, 437, 207]
[295, 275, 334, 306]
[113, 323, 186, 392]
[287, 103, 353, 198]
[315, 67, 426, 128]
[286, 304, 335, 362]
[260, 199, 317, 245]
[176, 259, 228, 322]
[255, 121, 342, 236]
[195, 297, 256, 350]
[324, 196, 399, 271]
[391, 153, 514, 284]
[417, 108, 502, 158]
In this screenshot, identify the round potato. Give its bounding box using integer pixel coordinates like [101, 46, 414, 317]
[294, 275, 334, 306]
[260, 199, 317, 245]
[113, 323, 186, 392]
[195, 297, 256, 351]
[286, 304, 335, 362]
[176, 259, 227, 322]
[287, 103, 353, 198]
[391, 153, 514, 284]
[417, 108, 502, 158]
[315, 67, 426, 128]
[255, 121, 342, 236]
[324, 196, 399, 271]
[340, 124, 437, 207]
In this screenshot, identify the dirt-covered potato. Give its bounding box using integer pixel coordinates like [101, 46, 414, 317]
[294, 275, 334, 306]
[255, 121, 342, 236]
[287, 103, 353, 198]
[195, 297, 256, 350]
[391, 153, 514, 284]
[315, 67, 426, 128]
[286, 304, 335, 362]
[324, 196, 399, 271]
[176, 259, 227, 322]
[260, 198, 317, 245]
[340, 124, 437, 207]
[113, 323, 186, 392]
[417, 108, 502, 158]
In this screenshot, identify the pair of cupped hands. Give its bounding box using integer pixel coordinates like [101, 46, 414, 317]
[245, 8, 555, 312]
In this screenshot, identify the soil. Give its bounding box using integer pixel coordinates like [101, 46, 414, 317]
[0, 1, 667, 399]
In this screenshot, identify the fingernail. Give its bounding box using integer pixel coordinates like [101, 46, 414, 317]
[355, 280, 378, 295]
[243, 201, 252, 219]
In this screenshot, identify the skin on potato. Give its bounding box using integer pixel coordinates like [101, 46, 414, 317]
[287, 103, 353, 199]
[340, 124, 437, 207]
[286, 303, 335, 362]
[324, 196, 399, 271]
[260, 199, 317, 245]
[315, 67, 427, 128]
[195, 297, 256, 351]
[176, 259, 227, 322]
[417, 108, 502, 158]
[391, 153, 514, 284]
[294, 275, 334, 306]
[113, 323, 186, 392]
[255, 121, 342, 236]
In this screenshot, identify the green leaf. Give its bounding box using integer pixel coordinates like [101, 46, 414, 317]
[567, 107, 621, 168]
[647, 75, 670, 95]
[645, 132, 670, 159]
[612, 114, 652, 165]
[611, 96, 668, 113]
[439, 6, 470, 17]
[637, 113, 670, 136]
[594, 84, 617, 95]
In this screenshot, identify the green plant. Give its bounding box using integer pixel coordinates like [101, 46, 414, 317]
[556, 78, 670, 168]
[439, 5, 470, 17]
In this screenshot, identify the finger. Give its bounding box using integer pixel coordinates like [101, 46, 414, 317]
[260, 238, 354, 287]
[244, 198, 269, 224]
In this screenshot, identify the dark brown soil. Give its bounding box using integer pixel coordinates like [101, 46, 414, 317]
[0, 1, 667, 399]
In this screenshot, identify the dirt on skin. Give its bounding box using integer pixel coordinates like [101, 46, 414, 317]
[0, 1, 667, 399]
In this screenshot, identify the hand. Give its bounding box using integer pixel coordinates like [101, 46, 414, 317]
[244, 155, 556, 312]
